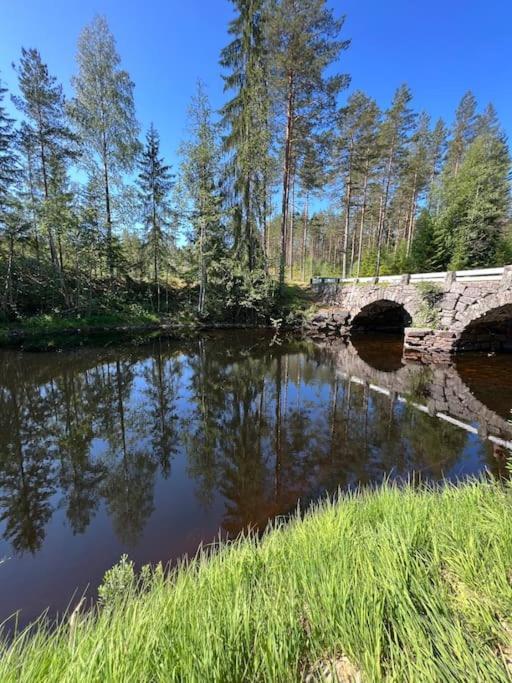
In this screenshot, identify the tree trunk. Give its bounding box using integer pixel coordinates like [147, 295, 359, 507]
[342, 141, 354, 278]
[279, 72, 294, 292]
[3, 234, 14, 313]
[375, 139, 396, 275]
[288, 172, 295, 281]
[36, 106, 59, 268]
[244, 177, 253, 271]
[356, 157, 370, 278]
[153, 203, 160, 312]
[102, 134, 114, 278]
[406, 172, 418, 255]
[301, 193, 308, 282]
[198, 217, 207, 316]
[262, 177, 269, 275]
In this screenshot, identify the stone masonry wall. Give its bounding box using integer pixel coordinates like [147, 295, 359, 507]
[313, 267, 512, 359]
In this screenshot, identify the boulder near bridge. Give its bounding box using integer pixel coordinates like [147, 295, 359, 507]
[311, 265, 512, 359]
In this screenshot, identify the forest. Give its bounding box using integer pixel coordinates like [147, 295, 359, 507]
[0, 0, 511, 325]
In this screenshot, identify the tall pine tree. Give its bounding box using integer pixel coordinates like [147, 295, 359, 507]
[268, 0, 349, 289]
[13, 48, 76, 269]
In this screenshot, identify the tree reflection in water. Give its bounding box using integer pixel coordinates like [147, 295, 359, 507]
[0, 331, 510, 627]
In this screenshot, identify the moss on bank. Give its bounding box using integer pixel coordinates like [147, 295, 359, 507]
[1, 480, 511, 682]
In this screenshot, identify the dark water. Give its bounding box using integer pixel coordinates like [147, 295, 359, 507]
[0, 330, 511, 630]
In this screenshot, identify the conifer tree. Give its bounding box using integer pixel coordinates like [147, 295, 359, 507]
[137, 124, 174, 311]
[179, 83, 225, 315]
[445, 91, 477, 177]
[13, 48, 76, 268]
[402, 112, 431, 254]
[447, 129, 511, 269]
[297, 135, 327, 280]
[426, 118, 448, 213]
[70, 15, 140, 276]
[0, 79, 22, 313]
[336, 91, 380, 277]
[0, 80, 18, 204]
[220, 0, 271, 271]
[374, 84, 415, 274]
[410, 209, 436, 271]
[268, 0, 349, 290]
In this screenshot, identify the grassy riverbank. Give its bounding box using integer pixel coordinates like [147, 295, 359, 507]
[0, 283, 315, 348]
[1, 481, 511, 682]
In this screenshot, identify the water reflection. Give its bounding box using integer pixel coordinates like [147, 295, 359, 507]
[0, 331, 511, 628]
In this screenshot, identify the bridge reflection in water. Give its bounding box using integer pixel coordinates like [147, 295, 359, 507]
[0, 330, 510, 629]
[336, 334, 512, 453]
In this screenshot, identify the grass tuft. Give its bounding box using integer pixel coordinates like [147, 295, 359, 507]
[1, 480, 511, 681]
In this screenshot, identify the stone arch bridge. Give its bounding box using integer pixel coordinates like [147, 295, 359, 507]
[311, 266, 512, 359]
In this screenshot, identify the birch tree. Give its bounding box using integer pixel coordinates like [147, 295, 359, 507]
[70, 15, 140, 276]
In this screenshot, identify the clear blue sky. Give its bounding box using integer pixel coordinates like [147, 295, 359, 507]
[1, 0, 511, 171]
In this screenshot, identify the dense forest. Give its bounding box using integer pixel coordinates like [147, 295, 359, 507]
[0, 0, 511, 324]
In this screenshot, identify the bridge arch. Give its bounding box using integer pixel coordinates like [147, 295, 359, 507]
[455, 291, 512, 352]
[351, 298, 414, 334]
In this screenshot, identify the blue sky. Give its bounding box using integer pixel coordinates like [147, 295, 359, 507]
[1, 0, 511, 171]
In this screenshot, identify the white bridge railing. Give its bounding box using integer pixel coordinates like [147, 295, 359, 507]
[311, 266, 511, 286]
[340, 372, 512, 452]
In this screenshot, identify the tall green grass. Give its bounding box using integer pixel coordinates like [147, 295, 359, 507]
[1, 481, 511, 682]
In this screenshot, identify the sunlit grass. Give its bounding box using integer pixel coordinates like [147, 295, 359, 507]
[0, 308, 161, 345]
[1, 480, 511, 681]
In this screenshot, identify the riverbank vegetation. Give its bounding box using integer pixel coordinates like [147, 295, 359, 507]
[1, 2, 511, 330]
[0, 480, 511, 682]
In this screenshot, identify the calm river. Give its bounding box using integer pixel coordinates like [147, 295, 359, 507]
[0, 330, 511, 629]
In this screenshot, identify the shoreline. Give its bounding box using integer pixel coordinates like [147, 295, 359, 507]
[0, 319, 275, 349]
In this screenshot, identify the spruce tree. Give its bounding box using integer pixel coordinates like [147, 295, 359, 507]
[410, 209, 436, 271]
[137, 124, 174, 311]
[448, 130, 511, 269]
[445, 91, 477, 177]
[220, 0, 271, 271]
[70, 15, 140, 276]
[0, 80, 18, 204]
[426, 118, 448, 213]
[179, 83, 225, 316]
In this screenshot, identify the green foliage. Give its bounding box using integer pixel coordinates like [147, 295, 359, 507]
[357, 242, 413, 277]
[70, 15, 140, 274]
[220, 0, 271, 271]
[137, 123, 175, 310]
[98, 554, 135, 608]
[414, 281, 443, 327]
[1, 481, 511, 681]
[410, 209, 436, 271]
[495, 228, 512, 266]
[448, 133, 511, 269]
[430, 106, 511, 271]
[1, 5, 512, 327]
